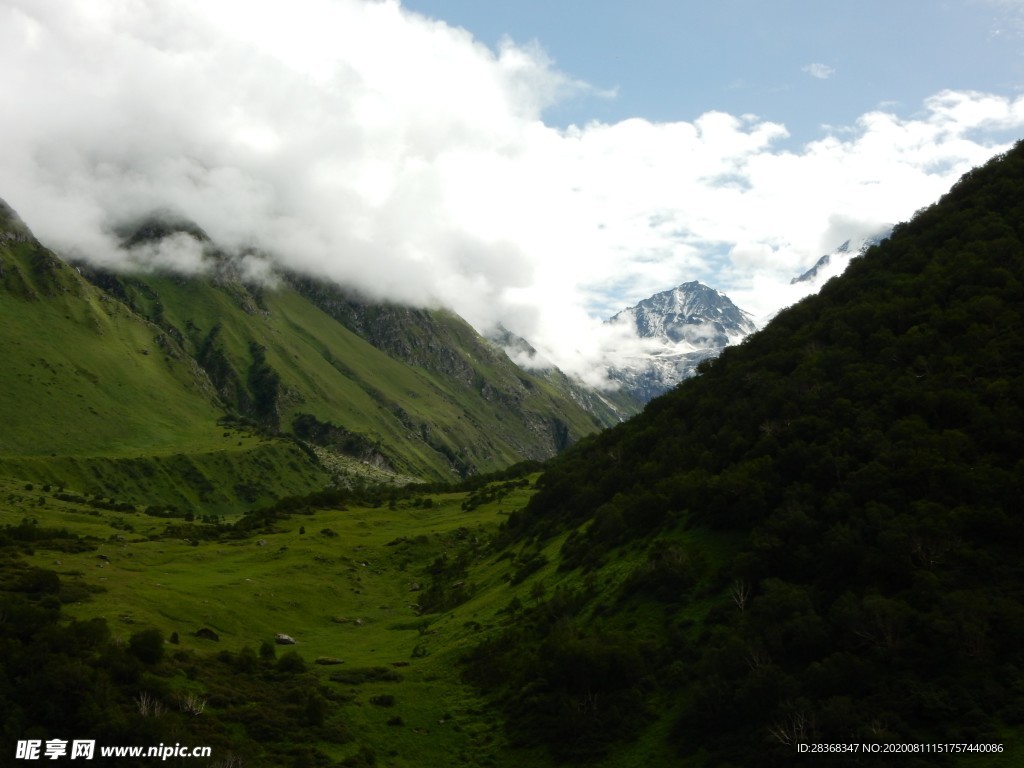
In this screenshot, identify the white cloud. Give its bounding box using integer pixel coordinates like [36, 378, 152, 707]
[978, 0, 1024, 37]
[1, 0, 1021, 386]
[803, 62, 836, 80]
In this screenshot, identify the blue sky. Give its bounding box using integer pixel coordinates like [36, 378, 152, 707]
[405, 0, 1024, 141]
[3, 0, 1024, 383]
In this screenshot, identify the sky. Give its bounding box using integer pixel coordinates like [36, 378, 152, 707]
[2, 0, 1024, 385]
[404, 1, 1024, 141]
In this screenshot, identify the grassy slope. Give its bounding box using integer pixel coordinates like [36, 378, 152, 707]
[122, 272, 452, 476]
[0, 241, 222, 456]
[3, 477, 537, 766]
[0, 232, 332, 514]
[3, 469, 696, 767]
[116, 270, 613, 480]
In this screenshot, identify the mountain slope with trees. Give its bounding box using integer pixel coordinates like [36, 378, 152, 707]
[466, 142, 1024, 765]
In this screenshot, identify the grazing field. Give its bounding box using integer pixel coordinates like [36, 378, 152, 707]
[1, 474, 564, 766]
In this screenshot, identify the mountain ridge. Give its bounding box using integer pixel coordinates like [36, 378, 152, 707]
[0, 201, 635, 507]
[791, 231, 892, 286]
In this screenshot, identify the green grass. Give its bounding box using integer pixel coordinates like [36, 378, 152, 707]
[109, 272, 619, 482]
[0, 252, 225, 458]
[7, 480, 545, 766]
[5, 473, 715, 767]
[9, 473, 1010, 768]
[0, 437, 331, 517]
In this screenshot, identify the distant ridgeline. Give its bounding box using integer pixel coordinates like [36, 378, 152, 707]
[465, 142, 1024, 763]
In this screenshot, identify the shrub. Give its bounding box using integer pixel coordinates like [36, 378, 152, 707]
[276, 650, 306, 674]
[128, 628, 165, 665]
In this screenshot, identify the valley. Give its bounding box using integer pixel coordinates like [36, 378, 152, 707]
[0, 476, 524, 766]
[0, 471, 692, 768]
[3, 143, 1024, 766]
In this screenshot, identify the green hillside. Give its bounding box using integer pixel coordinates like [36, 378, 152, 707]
[0, 205, 223, 456]
[465, 143, 1024, 764]
[0, 202, 331, 513]
[1, 201, 635, 517]
[83, 263, 626, 482]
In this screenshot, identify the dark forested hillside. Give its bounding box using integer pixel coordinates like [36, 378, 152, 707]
[468, 144, 1024, 764]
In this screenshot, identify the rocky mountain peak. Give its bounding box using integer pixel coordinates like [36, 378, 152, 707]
[606, 280, 757, 402]
[612, 280, 757, 347]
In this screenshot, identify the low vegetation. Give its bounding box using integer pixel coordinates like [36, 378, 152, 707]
[0, 476, 538, 767]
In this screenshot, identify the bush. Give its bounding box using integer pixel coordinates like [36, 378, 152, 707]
[276, 650, 306, 674]
[128, 628, 165, 665]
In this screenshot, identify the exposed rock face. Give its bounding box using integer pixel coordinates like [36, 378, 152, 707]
[0, 198, 35, 244]
[613, 281, 756, 347]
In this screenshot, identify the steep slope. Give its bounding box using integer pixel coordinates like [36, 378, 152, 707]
[2, 199, 622, 509]
[606, 280, 757, 401]
[289, 274, 632, 454]
[466, 144, 1024, 764]
[77, 252, 617, 482]
[0, 200, 220, 455]
[0, 199, 331, 511]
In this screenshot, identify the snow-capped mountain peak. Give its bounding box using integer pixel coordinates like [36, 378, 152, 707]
[606, 280, 758, 402]
[791, 232, 891, 287]
[611, 280, 757, 349]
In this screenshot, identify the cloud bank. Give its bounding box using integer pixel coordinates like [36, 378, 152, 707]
[2, 0, 1023, 386]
